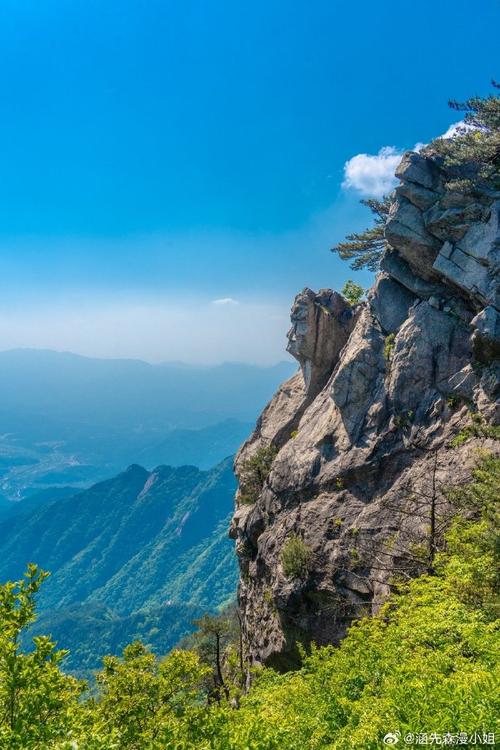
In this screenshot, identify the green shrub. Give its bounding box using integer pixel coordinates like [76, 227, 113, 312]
[341, 279, 365, 305]
[384, 333, 396, 362]
[238, 445, 278, 505]
[281, 534, 313, 579]
[450, 413, 500, 447]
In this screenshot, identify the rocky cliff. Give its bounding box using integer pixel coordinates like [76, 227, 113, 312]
[230, 149, 499, 671]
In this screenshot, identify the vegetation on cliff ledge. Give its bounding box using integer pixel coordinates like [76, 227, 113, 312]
[238, 444, 278, 505]
[281, 534, 313, 579]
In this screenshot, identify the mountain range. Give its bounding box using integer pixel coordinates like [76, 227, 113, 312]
[0, 457, 238, 676]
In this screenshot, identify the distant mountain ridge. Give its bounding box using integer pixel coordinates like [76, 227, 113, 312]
[0, 349, 295, 426]
[0, 348, 295, 500]
[0, 457, 238, 674]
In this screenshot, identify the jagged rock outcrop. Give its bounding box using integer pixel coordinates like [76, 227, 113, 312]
[286, 288, 357, 397]
[230, 149, 500, 671]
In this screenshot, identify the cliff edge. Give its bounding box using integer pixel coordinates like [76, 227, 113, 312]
[230, 149, 499, 671]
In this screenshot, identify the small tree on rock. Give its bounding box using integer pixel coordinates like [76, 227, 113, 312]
[331, 196, 391, 272]
[341, 280, 365, 305]
[281, 535, 313, 579]
[238, 445, 278, 505]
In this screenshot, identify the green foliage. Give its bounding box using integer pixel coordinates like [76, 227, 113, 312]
[443, 453, 500, 618]
[281, 534, 313, 579]
[384, 333, 396, 362]
[180, 605, 245, 701]
[263, 589, 274, 606]
[26, 601, 206, 682]
[238, 445, 278, 504]
[0, 565, 84, 749]
[331, 195, 391, 271]
[450, 412, 500, 447]
[426, 81, 500, 191]
[85, 642, 211, 750]
[341, 279, 364, 305]
[290, 430, 298, 439]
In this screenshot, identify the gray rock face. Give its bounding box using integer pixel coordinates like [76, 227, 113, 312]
[368, 274, 416, 334]
[231, 150, 500, 672]
[395, 150, 441, 189]
[432, 201, 500, 309]
[330, 308, 386, 442]
[433, 240, 492, 304]
[397, 181, 441, 211]
[471, 306, 500, 361]
[381, 251, 446, 299]
[286, 288, 356, 398]
[385, 196, 441, 278]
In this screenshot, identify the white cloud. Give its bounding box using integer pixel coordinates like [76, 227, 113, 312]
[211, 297, 239, 306]
[440, 120, 471, 139]
[342, 146, 402, 198]
[341, 123, 468, 199]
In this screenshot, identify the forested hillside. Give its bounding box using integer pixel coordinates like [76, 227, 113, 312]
[0, 458, 238, 674]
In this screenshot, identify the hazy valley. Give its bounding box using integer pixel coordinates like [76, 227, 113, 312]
[0, 348, 294, 505]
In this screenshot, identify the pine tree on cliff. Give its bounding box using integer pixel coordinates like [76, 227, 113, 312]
[428, 79, 500, 190]
[330, 195, 391, 271]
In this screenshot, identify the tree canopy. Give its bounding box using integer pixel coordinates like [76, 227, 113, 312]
[427, 81, 500, 191]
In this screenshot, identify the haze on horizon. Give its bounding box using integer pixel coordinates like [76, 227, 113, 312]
[0, 0, 498, 364]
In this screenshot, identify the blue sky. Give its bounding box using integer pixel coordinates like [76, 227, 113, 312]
[0, 0, 498, 362]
